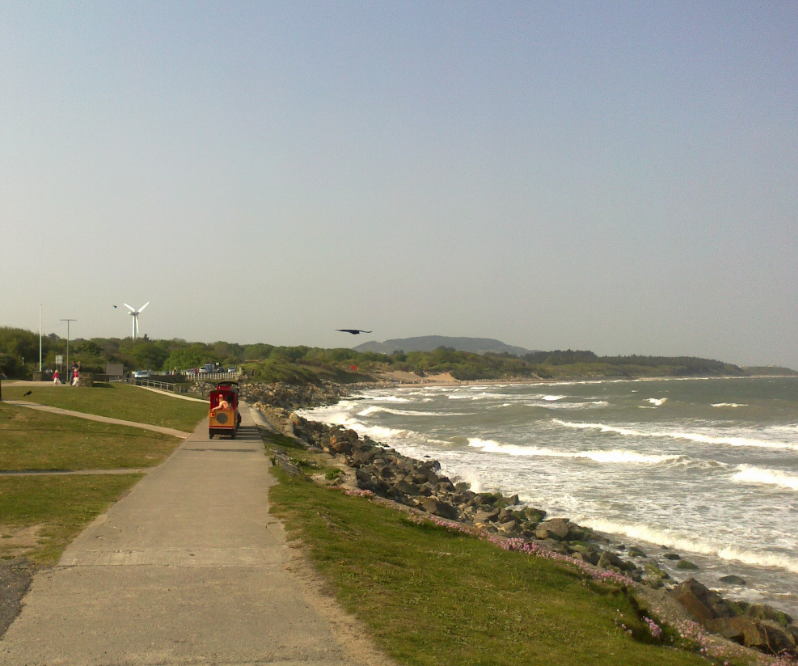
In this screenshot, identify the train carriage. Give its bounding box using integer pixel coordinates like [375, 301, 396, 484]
[208, 381, 242, 439]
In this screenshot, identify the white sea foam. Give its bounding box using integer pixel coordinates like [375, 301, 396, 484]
[529, 400, 609, 410]
[357, 406, 470, 417]
[732, 465, 798, 491]
[318, 413, 412, 440]
[369, 396, 411, 403]
[581, 518, 798, 574]
[467, 438, 681, 464]
[645, 398, 668, 406]
[552, 420, 798, 452]
[543, 395, 567, 401]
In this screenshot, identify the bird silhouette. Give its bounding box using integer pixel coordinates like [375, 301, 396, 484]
[23, 390, 32, 397]
[113, 305, 117, 308]
[336, 329, 372, 335]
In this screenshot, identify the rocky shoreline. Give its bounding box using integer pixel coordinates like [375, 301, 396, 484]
[247, 382, 798, 660]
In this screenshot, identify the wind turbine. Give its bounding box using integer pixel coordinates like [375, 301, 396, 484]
[124, 302, 150, 339]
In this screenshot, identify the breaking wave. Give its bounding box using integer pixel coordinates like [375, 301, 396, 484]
[552, 420, 798, 452]
[732, 465, 798, 491]
[645, 398, 668, 406]
[581, 518, 798, 574]
[712, 403, 748, 408]
[357, 406, 471, 417]
[467, 438, 682, 464]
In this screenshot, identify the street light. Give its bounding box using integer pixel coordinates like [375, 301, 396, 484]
[60, 319, 76, 382]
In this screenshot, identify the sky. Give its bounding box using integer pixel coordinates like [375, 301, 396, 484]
[1, 1, 796, 367]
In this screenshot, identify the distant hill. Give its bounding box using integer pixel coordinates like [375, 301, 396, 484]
[353, 335, 533, 356]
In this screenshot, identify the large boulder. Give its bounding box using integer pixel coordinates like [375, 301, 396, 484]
[355, 469, 377, 490]
[670, 578, 735, 627]
[325, 433, 353, 454]
[474, 508, 500, 523]
[394, 479, 420, 496]
[535, 518, 570, 541]
[708, 617, 765, 647]
[759, 620, 797, 654]
[421, 499, 459, 521]
[745, 603, 793, 628]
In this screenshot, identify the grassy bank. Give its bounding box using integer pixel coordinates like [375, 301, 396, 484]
[0, 402, 183, 470]
[266, 461, 707, 665]
[2, 383, 206, 431]
[0, 387, 193, 564]
[0, 475, 142, 564]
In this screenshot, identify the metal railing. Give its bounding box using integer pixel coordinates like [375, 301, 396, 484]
[128, 378, 190, 394]
[188, 372, 241, 381]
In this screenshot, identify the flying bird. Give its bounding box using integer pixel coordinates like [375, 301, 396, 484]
[336, 329, 372, 335]
[23, 390, 32, 397]
[113, 305, 117, 308]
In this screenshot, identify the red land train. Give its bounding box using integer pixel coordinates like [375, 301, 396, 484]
[208, 381, 242, 439]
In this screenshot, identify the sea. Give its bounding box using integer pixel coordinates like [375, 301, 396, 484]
[299, 376, 798, 616]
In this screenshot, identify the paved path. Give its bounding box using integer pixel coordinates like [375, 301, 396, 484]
[4, 401, 190, 438]
[0, 468, 149, 477]
[0, 403, 360, 665]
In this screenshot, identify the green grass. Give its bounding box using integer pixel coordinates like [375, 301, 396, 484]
[2, 383, 206, 431]
[268, 471, 708, 666]
[0, 474, 142, 563]
[0, 402, 184, 471]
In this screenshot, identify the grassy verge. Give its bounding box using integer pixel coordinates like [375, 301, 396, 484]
[267, 467, 708, 665]
[0, 402, 184, 471]
[0, 475, 142, 563]
[2, 383, 206, 431]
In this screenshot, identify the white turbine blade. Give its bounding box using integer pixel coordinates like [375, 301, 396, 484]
[124, 303, 136, 312]
[138, 302, 150, 312]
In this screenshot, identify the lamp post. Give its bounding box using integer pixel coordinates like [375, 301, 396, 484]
[60, 319, 76, 383]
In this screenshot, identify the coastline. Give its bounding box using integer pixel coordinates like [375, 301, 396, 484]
[253, 392, 798, 661]
[372, 372, 798, 389]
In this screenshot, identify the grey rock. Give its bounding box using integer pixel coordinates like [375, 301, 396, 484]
[421, 498, 459, 521]
[394, 480, 420, 496]
[719, 575, 746, 586]
[676, 560, 699, 570]
[535, 518, 570, 541]
[474, 508, 500, 523]
[745, 603, 793, 628]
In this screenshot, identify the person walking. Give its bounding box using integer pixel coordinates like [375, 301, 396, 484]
[53, 369, 61, 385]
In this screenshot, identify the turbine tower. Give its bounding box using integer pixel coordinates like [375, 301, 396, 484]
[124, 302, 150, 340]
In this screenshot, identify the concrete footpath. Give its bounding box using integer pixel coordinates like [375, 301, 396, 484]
[0, 403, 376, 665]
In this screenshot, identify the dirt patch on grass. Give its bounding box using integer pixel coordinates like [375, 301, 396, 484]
[0, 557, 34, 638]
[0, 524, 45, 559]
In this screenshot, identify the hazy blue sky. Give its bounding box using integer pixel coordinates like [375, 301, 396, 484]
[2, 2, 796, 367]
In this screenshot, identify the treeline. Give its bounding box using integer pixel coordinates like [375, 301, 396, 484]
[0, 326, 752, 383]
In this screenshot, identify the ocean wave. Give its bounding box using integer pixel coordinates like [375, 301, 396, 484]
[529, 400, 609, 411]
[645, 398, 668, 407]
[357, 406, 470, 417]
[732, 465, 798, 491]
[467, 438, 681, 464]
[711, 403, 748, 408]
[552, 420, 798, 452]
[320, 413, 412, 440]
[580, 518, 798, 574]
[369, 396, 411, 403]
[543, 395, 567, 401]
[448, 392, 505, 401]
